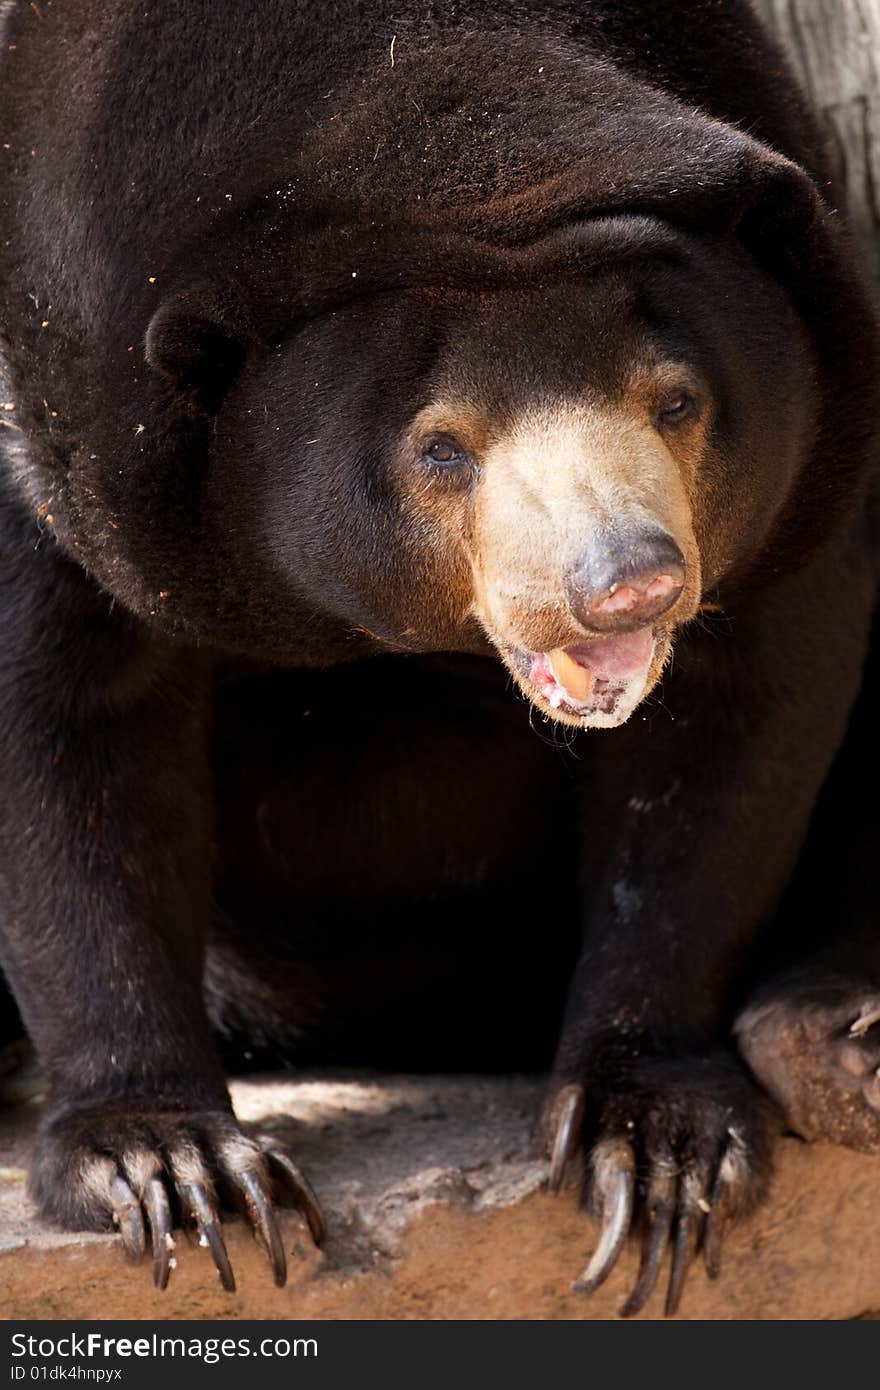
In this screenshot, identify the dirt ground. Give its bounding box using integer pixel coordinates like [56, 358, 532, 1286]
[2, 1071, 880, 1320]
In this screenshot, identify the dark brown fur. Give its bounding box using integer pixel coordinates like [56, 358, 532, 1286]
[1, 0, 879, 1314]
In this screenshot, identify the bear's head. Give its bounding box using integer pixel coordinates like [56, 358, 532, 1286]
[153, 222, 817, 727]
[58, 104, 878, 730]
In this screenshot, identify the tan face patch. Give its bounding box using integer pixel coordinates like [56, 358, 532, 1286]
[470, 397, 702, 653]
[395, 365, 708, 727]
[465, 395, 704, 726]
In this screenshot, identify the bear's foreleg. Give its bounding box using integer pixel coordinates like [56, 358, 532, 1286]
[545, 527, 876, 1316]
[0, 481, 321, 1290]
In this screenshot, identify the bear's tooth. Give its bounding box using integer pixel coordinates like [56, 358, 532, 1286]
[548, 648, 594, 703]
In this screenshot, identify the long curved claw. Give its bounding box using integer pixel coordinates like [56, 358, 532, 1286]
[665, 1204, 702, 1317]
[573, 1143, 635, 1295]
[547, 1084, 585, 1196]
[702, 1190, 726, 1281]
[238, 1170, 287, 1288]
[849, 1004, 880, 1037]
[143, 1177, 174, 1290]
[110, 1175, 146, 1263]
[265, 1147, 326, 1246]
[702, 1131, 748, 1279]
[618, 1170, 675, 1318]
[185, 1181, 236, 1293]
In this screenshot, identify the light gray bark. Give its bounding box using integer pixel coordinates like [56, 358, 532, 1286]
[752, 0, 880, 277]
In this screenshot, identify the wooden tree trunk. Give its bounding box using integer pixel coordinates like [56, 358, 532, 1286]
[752, 0, 880, 278]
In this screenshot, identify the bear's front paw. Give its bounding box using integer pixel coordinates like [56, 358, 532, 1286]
[31, 1100, 324, 1291]
[544, 1055, 775, 1317]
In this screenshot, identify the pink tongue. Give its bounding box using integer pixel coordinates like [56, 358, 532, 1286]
[566, 627, 654, 681]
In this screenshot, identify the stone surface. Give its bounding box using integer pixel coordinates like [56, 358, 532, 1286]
[2, 1072, 879, 1320]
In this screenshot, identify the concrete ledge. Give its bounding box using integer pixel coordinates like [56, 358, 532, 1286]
[2, 1073, 879, 1320]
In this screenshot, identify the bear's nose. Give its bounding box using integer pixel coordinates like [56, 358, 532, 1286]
[564, 529, 686, 634]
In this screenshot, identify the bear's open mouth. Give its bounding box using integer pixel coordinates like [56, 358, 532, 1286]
[507, 626, 666, 728]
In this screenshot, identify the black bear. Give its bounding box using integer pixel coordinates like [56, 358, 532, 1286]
[1, 0, 878, 1317]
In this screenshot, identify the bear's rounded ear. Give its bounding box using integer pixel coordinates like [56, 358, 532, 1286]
[145, 285, 252, 412]
[715, 150, 827, 289]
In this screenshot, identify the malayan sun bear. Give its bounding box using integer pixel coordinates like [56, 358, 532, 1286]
[1, 0, 879, 1317]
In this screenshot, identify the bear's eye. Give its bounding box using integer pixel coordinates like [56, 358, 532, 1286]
[657, 392, 696, 427]
[421, 435, 471, 469]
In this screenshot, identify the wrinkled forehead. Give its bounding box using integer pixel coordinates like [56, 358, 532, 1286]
[277, 257, 702, 434]
[417, 269, 680, 418]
